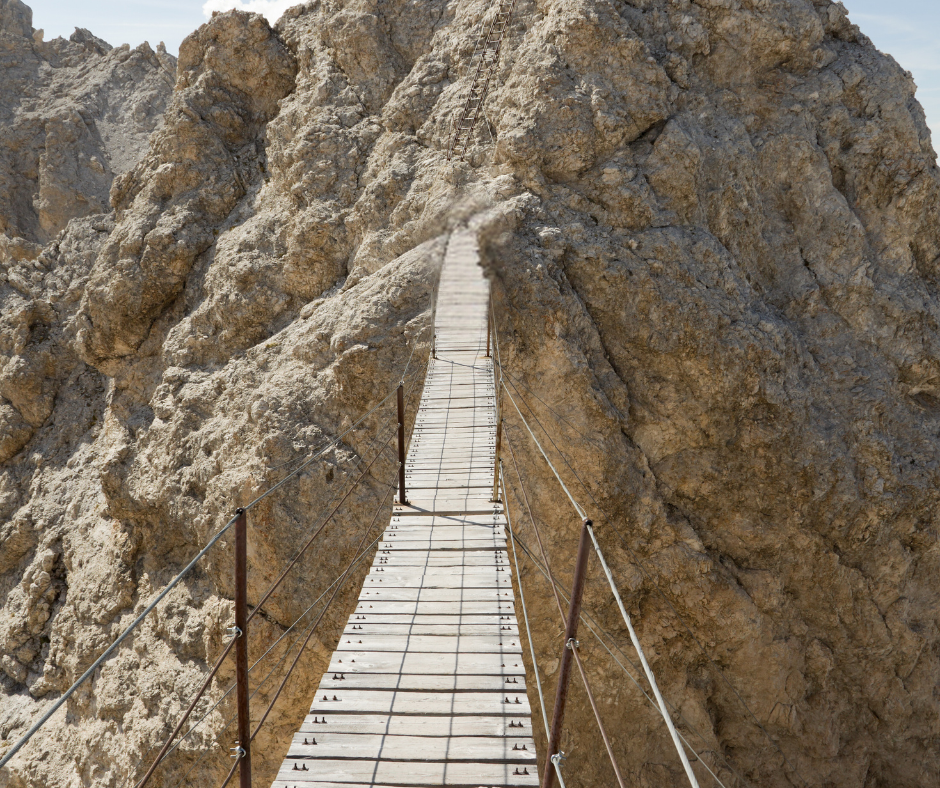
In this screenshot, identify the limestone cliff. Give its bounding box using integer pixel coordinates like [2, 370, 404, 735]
[0, 0, 176, 245]
[1, 1, 938, 787]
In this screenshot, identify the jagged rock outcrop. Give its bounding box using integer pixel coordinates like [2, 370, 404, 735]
[0, 0, 176, 244]
[1, 1, 939, 787]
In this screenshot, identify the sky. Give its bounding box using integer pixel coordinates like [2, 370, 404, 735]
[19, 1, 940, 139]
[842, 0, 940, 136]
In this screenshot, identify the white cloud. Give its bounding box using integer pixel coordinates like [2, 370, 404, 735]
[851, 12, 920, 36]
[201, 0, 299, 24]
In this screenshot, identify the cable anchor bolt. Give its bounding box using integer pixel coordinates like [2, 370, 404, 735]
[551, 752, 567, 766]
[225, 625, 242, 639]
[230, 745, 246, 760]
[565, 637, 580, 650]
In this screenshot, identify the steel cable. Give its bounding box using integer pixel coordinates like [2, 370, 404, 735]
[503, 382, 701, 788]
[507, 515, 736, 788]
[0, 511, 240, 772]
[129, 414, 402, 787]
[499, 369, 803, 787]
[171, 358, 427, 786]
[503, 468, 550, 743]
[0, 360, 428, 773]
[504, 435, 626, 788]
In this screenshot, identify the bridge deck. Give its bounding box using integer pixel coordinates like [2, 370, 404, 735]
[271, 231, 538, 787]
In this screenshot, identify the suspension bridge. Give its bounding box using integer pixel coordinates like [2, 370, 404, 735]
[269, 231, 538, 787]
[0, 218, 800, 788]
[0, 5, 801, 777]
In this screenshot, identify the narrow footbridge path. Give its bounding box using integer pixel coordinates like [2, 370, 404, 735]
[272, 231, 539, 787]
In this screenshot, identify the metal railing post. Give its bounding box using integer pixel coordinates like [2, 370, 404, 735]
[233, 508, 251, 788]
[540, 519, 591, 788]
[491, 417, 502, 502]
[397, 383, 407, 505]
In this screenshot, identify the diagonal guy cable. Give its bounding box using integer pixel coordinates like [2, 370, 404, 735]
[501, 370, 804, 786]
[0, 511, 240, 772]
[509, 528, 733, 788]
[501, 378, 701, 788]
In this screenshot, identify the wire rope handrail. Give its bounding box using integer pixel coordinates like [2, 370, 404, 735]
[160, 477, 400, 788]
[0, 511, 239, 772]
[502, 442, 625, 788]
[504, 471, 550, 743]
[130, 411, 404, 788]
[140, 351, 429, 787]
[496, 358, 807, 787]
[502, 376, 702, 788]
[0, 330, 431, 779]
[507, 521, 735, 788]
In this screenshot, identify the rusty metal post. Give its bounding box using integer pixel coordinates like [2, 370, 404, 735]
[397, 383, 407, 505]
[233, 508, 251, 788]
[491, 418, 502, 502]
[486, 312, 491, 358]
[540, 519, 591, 788]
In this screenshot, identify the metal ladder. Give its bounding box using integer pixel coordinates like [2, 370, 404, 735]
[447, 0, 518, 161]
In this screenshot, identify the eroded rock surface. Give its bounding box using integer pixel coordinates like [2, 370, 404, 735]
[1, 1, 939, 787]
[0, 0, 176, 244]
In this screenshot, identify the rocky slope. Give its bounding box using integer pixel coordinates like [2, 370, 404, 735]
[1, 1, 939, 787]
[0, 0, 176, 245]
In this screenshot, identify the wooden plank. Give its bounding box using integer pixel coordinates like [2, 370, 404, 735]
[347, 614, 516, 625]
[308, 690, 531, 716]
[388, 515, 506, 525]
[365, 570, 509, 582]
[327, 651, 528, 675]
[342, 624, 519, 637]
[350, 602, 515, 616]
[284, 733, 536, 762]
[297, 715, 532, 738]
[274, 759, 538, 786]
[335, 635, 522, 653]
[372, 556, 510, 567]
[318, 673, 525, 692]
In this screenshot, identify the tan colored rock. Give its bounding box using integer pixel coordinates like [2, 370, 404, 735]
[1, 1, 939, 787]
[0, 0, 176, 245]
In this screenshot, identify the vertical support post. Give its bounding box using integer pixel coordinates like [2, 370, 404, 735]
[540, 519, 591, 788]
[491, 418, 502, 503]
[233, 508, 251, 788]
[486, 312, 491, 358]
[397, 383, 407, 505]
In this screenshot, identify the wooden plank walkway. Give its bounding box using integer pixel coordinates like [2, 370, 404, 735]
[271, 231, 538, 787]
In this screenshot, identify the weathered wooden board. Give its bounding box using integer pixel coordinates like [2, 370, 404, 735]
[275, 759, 538, 786]
[318, 673, 526, 692]
[298, 715, 533, 737]
[355, 589, 514, 603]
[350, 601, 514, 615]
[335, 635, 523, 653]
[308, 690, 531, 716]
[284, 733, 536, 761]
[345, 614, 513, 625]
[327, 651, 528, 676]
[360, 580, 513, 590]
[372, 556, 509, 568]
[342, 622, 518, 635]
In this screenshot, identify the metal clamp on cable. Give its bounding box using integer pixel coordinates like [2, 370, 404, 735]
[565, 637, 579, 650]
[230, 745, 245, 760]
[550, 752, 569, 788]
[225, 625, 242, 639]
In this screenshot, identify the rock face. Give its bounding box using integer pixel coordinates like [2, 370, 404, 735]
[0, 0, 176, 244]
[1, 1, 939, 788]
